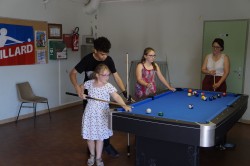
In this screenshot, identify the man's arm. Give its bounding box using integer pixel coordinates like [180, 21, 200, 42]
[69, 68, 83, 98]
[112, 72, 134, 101]
[112, 72, 126, 92]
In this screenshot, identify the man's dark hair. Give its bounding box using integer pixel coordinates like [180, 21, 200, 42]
[94, 37, 111, 53]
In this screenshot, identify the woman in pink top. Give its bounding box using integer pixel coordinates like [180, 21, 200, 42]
[135, 47, 175, 99]
[201, 38, 230, 92]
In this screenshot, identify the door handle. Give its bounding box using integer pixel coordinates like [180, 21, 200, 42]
[233, 67, 242, 79]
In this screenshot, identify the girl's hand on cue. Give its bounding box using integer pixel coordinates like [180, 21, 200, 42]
[123, 105, 132, 112]
[82, 94, 87, 100]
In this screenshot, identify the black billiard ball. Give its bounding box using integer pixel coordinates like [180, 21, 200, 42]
[209, 96, 213, 101]
[217, 94, 221, 98]
[213, 96, 217, 100]
[148, 95, 155, 100]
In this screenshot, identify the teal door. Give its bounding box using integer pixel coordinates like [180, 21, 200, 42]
[202, 20, 248, 93]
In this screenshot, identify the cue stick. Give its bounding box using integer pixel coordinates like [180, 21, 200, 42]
[165, 53, 171, 86]
[213, 62, 216, 91]
[65, 92, 132, 108]
[213, 75, 216, 91]
[126, 52, 131, 157]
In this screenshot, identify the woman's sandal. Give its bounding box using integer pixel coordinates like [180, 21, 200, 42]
[87, 154, 95, 166]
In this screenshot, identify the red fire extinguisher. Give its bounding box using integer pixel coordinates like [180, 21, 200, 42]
[72, 27, 79, 51]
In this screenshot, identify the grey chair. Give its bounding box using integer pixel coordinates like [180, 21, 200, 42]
[16, 82, 51, 124]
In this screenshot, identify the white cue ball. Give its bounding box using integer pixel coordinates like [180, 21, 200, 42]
[146, 108, 152, 113]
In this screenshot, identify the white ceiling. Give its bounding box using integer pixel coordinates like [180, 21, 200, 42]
[70, 0, 147, 5]
[101, 0, 145, 2]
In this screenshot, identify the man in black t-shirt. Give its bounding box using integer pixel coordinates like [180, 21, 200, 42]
[69, 37, 128, 158]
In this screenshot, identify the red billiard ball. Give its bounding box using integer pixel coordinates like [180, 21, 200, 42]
[201, 92, 205, 96]
[188, 89, 192, 93]
[222, 92, 227, 97]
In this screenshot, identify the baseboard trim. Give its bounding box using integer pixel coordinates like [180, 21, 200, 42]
[238, 119, 250, 125]
[0, 101, 82, 125]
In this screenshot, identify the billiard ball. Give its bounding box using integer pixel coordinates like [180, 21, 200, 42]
[158, 112, 164, 116]
[188, 93, 192, 96]
[188, 104, 193, 109]
[213, 96, 217, 100]
[209, 96, 213, 101]
[146, 108, 152, 114]
[203, 96, 207, 101]
[195, 93, 199, 97]
[217, 94, 221, 98]
[192, 91, 197, 95]
[148, 95, 155, 100]
[222, 92, 227, 97]
[201, 92, 205, 96]
[188, 89, 192, 93]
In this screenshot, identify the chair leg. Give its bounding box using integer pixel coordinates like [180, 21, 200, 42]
[46, 101, 51, 120]
[16, 102, 23, 124]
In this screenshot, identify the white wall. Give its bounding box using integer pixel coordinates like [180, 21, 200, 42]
[1, 0, 250, 122]
[0, 0, 93, 122]
[96, 0, 250, 120]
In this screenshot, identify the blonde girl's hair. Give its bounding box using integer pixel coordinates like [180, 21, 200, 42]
[140, 47, 157, 71]
[93, 63, 111, 79]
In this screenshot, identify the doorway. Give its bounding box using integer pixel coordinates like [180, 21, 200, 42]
[201, 19, 249, 93]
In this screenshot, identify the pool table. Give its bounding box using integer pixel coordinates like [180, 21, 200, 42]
[109, 88, 248, 166]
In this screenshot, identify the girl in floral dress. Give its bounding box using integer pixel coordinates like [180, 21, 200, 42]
[81, 64, 131, 166]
